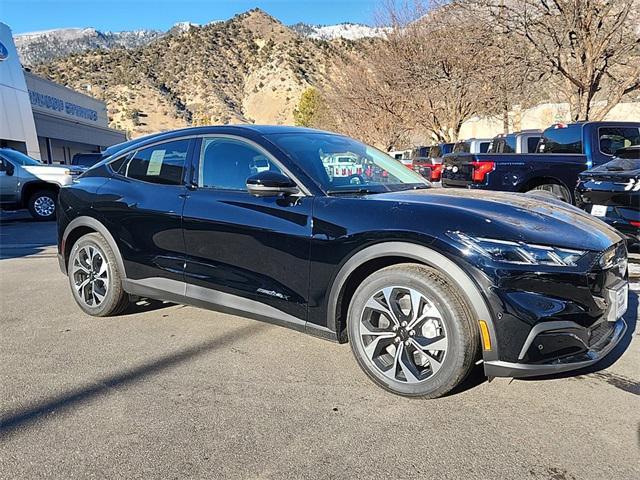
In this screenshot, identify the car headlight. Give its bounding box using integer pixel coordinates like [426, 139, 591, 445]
[446, 231, 586, 267]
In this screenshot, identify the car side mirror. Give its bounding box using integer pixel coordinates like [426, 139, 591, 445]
[246, 171, 299, 197]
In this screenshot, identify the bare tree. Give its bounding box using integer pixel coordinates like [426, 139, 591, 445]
[320, 42, 416, 150]
[475, 0, 640, 121]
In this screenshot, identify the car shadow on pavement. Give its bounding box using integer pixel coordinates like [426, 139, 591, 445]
[122, 298, 178, 315]
[0, 323, 265, 439]
[0, 213, 56, 260]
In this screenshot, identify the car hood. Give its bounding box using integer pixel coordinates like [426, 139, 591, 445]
[23, 165, 71, 175]
[368, 188, 622, 252]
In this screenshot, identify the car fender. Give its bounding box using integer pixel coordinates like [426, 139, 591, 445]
[326, 241, 499, 363]
[61, 216, 127, 277]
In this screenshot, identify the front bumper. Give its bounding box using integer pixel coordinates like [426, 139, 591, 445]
[484, 317, 626, 377]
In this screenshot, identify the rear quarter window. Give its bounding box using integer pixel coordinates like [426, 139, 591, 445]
[537, 126, 583, 154]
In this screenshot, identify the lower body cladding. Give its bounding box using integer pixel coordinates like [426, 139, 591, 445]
[478, 265, 629, 378]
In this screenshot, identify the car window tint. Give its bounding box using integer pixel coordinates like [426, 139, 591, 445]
[453, 142, 470, 153]
[124, 140, 189, 185]
[198, 138, 282, 191]
[479, 142, 490, 153]
[527, 137, 541, 153]
[537, 126, 583, 154]
[598, 127, 640, 155]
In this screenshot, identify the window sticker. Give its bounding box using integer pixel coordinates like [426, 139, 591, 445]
[147, 150, 165, 176]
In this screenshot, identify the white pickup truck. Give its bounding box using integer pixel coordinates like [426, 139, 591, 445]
[0, 148, 81, 220]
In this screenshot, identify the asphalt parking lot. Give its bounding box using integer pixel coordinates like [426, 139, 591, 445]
[0, 212, 639, 480]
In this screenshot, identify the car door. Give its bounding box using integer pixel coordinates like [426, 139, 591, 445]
[182, 135, 313, 328]
[92, 138, 194, 291]
[0, 156, 19, 204]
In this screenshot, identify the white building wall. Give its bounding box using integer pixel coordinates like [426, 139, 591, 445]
[0, 22, 40, 159]
[459, 102, 640, 140]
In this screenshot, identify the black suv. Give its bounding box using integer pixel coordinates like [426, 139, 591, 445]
[57, 126, 629, 398]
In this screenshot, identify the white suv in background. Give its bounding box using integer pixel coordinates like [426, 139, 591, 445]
[0, 148, 79, 221]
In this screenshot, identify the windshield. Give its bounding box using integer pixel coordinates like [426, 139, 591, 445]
[0, 149, 42, 166]
[268, 133, 429, 193]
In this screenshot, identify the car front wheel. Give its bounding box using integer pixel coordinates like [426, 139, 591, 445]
[68, 233, 130, 316]
[348, 264, 479, 398]
[28, 190, 57, 221]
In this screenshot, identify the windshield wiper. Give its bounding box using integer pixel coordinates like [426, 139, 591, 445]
[326, 187, 385, 195]
[390, 183, 431, 192]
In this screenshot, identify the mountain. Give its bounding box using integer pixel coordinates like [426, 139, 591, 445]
[14, 27, 165, 65]
[30, 9, 351, 136]
[14, 19, 384, 66]
[290, 22, 388, 40]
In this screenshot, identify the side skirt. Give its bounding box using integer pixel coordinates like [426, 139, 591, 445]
[123, 278, 338, 342]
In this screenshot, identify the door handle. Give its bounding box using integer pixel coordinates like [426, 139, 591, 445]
[178, 193, 191, 199]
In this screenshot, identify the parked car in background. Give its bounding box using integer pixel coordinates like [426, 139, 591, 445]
[57, 125, 628, 398]
[0, 148, 80, 220]
[71, 152, 105, 169]
[576, 146, 640, 251]
[388, 149, 413, 167]
[441, 121, 640, 203]
[487, 130, 542, 154]
[452, 138, 492, 154]
[413, 142, 454, 182]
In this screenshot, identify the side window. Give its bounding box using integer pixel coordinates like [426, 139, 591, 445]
[598, 127, 640, 156]
[198, 138, 282, 191]
[0, 156, 15, 173]
[123, 140, 189, 185]
[537, 126, 583, 154]
[527, 137, 541, 153]
[479, 142, 490, 153]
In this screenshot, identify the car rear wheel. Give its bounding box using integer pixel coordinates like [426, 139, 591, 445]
[347, 264, 479, 398]
[528, 183, 571, 203]
[68, 233, 130, 317]
[28, 190, 57, 221]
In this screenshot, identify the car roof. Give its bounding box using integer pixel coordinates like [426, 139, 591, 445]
[102, 125, 334, 158]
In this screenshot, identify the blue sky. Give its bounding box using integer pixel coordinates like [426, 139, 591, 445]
[1, 0, 383, 34]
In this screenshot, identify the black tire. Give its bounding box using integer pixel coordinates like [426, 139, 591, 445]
[27, 189, 57, 221]
[527, 183, 571, 203]
[68, 232, 130, 317]
[347, 263, 480, 398]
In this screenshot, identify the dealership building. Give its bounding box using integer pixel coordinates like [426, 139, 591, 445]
[0, 22, 126, 163]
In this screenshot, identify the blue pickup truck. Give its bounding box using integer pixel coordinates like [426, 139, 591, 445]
[441, 121, 640, 203]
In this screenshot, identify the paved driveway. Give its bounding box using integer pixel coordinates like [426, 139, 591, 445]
[0, 216, 638, 480]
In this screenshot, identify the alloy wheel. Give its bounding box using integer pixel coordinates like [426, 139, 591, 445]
[359, 286, 448, 384]
[33, 195, 55, 217]
[72, 245, 110, 307]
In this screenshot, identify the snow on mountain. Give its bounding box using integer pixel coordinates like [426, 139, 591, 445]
[291, 22, 388, 40]
[169, 21, 201, 34]
[14, 27, 164, 65]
